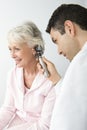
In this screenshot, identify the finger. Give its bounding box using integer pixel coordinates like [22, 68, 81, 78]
[42, 57, 54, 67]
[37, 63, 45, 73]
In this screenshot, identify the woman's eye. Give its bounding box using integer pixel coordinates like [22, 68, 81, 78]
[8, 48, 11, 51]
[15, 48, 20, 50]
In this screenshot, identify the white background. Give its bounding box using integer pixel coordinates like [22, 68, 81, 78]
[0, 0, 87, 106]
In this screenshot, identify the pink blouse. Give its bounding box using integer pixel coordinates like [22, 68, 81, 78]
[0, 66, 55, 130]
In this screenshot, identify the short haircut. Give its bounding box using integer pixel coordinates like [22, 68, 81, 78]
[8, 21, 45, 50]
[46, 4, 87, 34]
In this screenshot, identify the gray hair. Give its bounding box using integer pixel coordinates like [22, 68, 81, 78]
[7, 21, 45, 49]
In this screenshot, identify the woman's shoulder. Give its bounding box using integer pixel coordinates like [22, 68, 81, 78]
[36, 73, 54, 93]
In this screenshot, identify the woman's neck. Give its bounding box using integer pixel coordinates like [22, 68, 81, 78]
[23, 60, 38, 89]
[24, 60, 38, 75]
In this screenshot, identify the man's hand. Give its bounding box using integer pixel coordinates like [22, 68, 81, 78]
[37, 57, 61, 85]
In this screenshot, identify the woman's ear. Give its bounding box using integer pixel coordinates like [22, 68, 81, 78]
[64, 20, 76, 37]
[32, 48, 36, 56]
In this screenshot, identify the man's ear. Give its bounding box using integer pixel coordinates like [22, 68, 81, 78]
[64, 20, 76, 37]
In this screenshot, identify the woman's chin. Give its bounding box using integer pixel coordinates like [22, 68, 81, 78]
[16, 63, 22, 68]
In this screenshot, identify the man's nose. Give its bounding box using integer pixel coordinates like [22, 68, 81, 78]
[59, 51, 62, 55]
[58, 48, 62, 55]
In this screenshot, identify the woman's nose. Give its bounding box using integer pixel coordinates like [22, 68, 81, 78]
[11, 51, 16, 58]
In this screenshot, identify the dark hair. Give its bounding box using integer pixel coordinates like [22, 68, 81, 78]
[46, 4, 87, 34]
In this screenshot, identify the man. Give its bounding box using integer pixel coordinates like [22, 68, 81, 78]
[43, 4, 87, 130]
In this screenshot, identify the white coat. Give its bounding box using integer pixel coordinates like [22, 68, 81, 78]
[50, 42, 87, 130]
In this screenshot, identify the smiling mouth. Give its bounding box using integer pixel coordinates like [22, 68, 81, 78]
[15, 59, 21, 64]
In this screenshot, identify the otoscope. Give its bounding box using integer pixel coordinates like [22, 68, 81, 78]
[34, 45, 49, 77]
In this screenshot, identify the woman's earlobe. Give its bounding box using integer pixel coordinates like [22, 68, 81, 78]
[32, 48, 36, 56]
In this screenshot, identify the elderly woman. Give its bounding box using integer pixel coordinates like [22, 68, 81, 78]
[0, 21, 55, 130]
